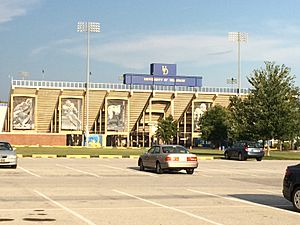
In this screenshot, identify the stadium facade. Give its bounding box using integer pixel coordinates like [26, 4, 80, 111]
[0, 63, 248, 147]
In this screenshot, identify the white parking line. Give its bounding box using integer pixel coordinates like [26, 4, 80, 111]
[102, 165, 159, 177]
[56, 164, 100, 177]
[102, 165, 127, 171]
[187, 189, 300, 216]
[205, 168, 261, 177]
[34, 190, 97, 225]
[18, 166, 41, 178]
[196, 173, 212, 177]
[256, 189, 282, 195]
[113, 189, 224, 225]
[251, 169, 284, 174]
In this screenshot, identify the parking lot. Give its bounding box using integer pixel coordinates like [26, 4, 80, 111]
[0, 158, 299, 225]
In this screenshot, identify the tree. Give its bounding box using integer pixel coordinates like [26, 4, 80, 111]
[229, 62, 300, 147]
[228, 95, 260, 141]
[155, 115, 178, 144]
[199, 105, 231, 148]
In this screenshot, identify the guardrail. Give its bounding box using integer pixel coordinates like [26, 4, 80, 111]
[12, 79, 250, 94]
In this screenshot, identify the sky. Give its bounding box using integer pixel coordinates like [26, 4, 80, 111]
[1, 0, 300, 101]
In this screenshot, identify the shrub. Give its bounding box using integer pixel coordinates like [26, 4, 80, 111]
[282, 142, 290, 151]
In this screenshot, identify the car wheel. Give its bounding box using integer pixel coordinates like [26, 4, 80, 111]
[139, 159, 144, 171]
[11, 165, 17, 169]
[224, 151, 230, 160]
[292, 187, 300, 212]
[238, 153, 244, 161]
[256, 157, 262, 161]
[156, 162, 163, 174]
[186, 169, 194, 175]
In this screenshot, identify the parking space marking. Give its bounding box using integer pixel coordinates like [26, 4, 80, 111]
[256, 189, 282, 195]
[251, 169, 283, 174]
[102, 165, 127, 171]
[34, 190, 97, 225]
[102, 165, 159, 177]
[205, 168, 261, 177]
[187, 189, 300, 216]
[195, 172, 212, 177]
[113, 189, 224, 225]
[56, 164, 100, 177]
[18, 166, 41, 178]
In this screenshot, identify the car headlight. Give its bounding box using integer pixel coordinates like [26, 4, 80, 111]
[7, 155, 17, 159]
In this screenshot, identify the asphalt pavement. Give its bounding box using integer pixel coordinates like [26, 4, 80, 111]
[0, 158, 299, 225]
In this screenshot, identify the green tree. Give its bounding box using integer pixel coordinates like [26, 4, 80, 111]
[229, 62, 300, 147]
[155, 115, 178, 144]
[199, 105, 231, 148]
[228, 95, 260, 141]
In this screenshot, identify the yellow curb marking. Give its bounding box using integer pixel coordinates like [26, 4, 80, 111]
[66, 155, 90, 159]
[99, 155, 122, 159]
[197, 156, 214, 160]
[32, 154, 57, 158]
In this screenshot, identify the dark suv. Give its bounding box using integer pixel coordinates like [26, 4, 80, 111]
[224, 141, 265, 161]
[283, 164, 300, 212]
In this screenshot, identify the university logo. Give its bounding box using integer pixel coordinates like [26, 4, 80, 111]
[162, 65, 168, 75]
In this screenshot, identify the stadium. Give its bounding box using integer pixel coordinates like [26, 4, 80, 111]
[0, 63, 248, 147]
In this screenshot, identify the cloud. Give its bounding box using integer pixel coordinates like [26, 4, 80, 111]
[43, 31, 300, 76]
[75, 33, 299, 72]
[31, 46, 49, 55]
[30, 38, 79, 56]
[245, 38, 300, 68]
[0, 0, 40, 23]
[89, 34, 232, 70]
[264, 19, 300, 36]
[207, 50, 232, 56]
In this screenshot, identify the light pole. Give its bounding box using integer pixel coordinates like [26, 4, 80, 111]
[228, 32, 248, 95]
[18, 71, 30, 80]
[226, 77, 237, 89]
[77, 21, 100, 146]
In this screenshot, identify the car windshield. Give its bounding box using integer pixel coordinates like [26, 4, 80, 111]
[0, 142, 12, 151]
[162, 146, 189, 154]
[246, 142, 263, 148]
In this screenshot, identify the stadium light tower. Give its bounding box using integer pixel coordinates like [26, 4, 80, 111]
[77, 21, 100, 146]
[18, 71, 30, 80]
[228, 32, 248, 95]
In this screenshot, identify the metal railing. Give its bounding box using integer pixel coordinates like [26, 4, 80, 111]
[12, 79, 250, 94]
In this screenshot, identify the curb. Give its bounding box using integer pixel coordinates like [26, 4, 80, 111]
[16, 154, 214, 160]
[32, 154, 57, 158]
[99, 155, 122, 159]
[66, 155, 91, 159]
[197, 156, 214, 160]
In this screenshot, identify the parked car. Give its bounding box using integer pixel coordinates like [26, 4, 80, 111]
[224, 141, 264, 161]
[0, 141, 17, 168]
[283, 163, 300, 212]
[138, 145, 198, 174]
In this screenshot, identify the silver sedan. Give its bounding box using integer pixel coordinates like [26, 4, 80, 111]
[138, 145, 198, 174]
[0, 141, 17, 168]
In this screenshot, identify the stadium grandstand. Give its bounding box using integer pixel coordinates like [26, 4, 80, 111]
[0, 63, 249, 147]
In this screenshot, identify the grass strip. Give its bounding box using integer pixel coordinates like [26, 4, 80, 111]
[14, 146, 300, 160]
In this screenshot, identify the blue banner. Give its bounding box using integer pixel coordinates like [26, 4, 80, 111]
[150, 63, 177, 76]
[123, 74, 202, 87]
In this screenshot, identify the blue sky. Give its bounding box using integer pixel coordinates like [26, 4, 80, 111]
[1, 0, 300, 100]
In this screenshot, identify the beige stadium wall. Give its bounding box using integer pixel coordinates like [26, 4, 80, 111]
[4, 86, 239, 146]
[0, 103, 7, 132]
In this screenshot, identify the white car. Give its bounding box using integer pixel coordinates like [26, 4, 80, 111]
[0, 141, 17, 169]
[138, 145, 198, 174]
